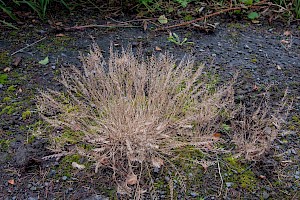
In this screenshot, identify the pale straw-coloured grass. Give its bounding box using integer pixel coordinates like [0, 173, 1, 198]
[37, 43, 288, 198]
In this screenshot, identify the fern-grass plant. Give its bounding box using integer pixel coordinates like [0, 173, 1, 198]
[37, 43, 288, 199]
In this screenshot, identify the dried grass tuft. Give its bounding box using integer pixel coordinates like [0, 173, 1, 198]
[37, 43, 288, 198]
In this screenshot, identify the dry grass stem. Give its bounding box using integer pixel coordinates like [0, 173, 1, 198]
[37, 43, 289, 198]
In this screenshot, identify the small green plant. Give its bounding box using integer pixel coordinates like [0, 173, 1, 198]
[22, 110, 31, 120]
[0, 0, 17, 20]
[168, 32, 194, 46]
[0, 106, 15, 115]
[7, 85, 16, 92]
[174, 0, 192, 7]
[0, 73, 8, 84]
[248, 11, 259, 19]
[1, 0, 70, 21]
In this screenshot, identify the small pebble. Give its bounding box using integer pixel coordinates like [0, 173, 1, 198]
[48, 169, 56, 177]
[226, 182, 234, 187]
[30, 186, 37, 191]
[51, 65, 56, 70]
[190, 192, 199, 197]
[164, 176, 170, 182]
[263, 191, 270, 199]
[62, 176, 68, 181]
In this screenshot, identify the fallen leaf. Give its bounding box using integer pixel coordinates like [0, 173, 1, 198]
[251, 20, 260, 24]
[252, 84, 258, 91]
[200, 161, 208, 172]
[155, 46, 162, 51]
[56, 33, 65, 37]
[277, 65, 282, 70]
[158, 15, 168, 24]
[213, 132, 221, 138]
[281, 39, 289, 44]
[38, 56, 49, 65]
[151, 157, 164, 168]
[12, 56, 22, 67]
[55, 22, 63, 26]
[259, 175, 266, 179]
[8, 179, 15, 185]
[143, 20, 148, 31]
[3, 67, 11, 72]
[100, 157, 109, 165]
[126, 173, 137, 185]
[72, 162, 85, 170]
[283, 30, 291, 36]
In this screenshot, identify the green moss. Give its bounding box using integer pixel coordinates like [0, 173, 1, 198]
[0, 51, 11, 66]
[22, 110, 31, 120]
[9, 30, 18, 36]
[0, 139, 10, 151]
[54, 129, 84, 145]
[223, 156, 257, 191]
[0, 106, 15, 115]
[2, 97, 11, 102]
[292, 115, 300, 124]
[52, 35, 72, 46]
[7, 85, 16, 92]
[57, 154, 81, 177]
[27, 120, 44, 131]
[251, 58, 258, 63]
[0, 73, 8, 84]
[27, 135, 36, 144]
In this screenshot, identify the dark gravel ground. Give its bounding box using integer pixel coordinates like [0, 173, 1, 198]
[0, 10, 299, 199]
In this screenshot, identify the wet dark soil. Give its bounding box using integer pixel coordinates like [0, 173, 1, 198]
[0, 11, 299, 200]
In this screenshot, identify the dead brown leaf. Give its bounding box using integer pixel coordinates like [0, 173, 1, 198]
[3, 67, 11, 72]
[281, 39, 289, 44]
[12, 56, 22, 67]
[283, 30, 291, 36]
[55, 22, 63, 26]
[72, 162, 86, 170]
[56, 33, 65, 37]
[126, 173, 137, 185]
[252, 84, 258, 91]
[8, 179, 15, 185]
[200, 161, 208, 172]
[143, 20, 148, 31]
[100, 157, 109, 165]
[212, 133, 221, 141]
[155, 46, 162, 51]
[151, 157, 164, 168]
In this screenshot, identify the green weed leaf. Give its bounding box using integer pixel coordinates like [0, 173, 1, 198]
[240, 0, 253, 5]
[39, 56, 49, 65]
[158, 15, 168, 24]
[248, 12, 259, 20]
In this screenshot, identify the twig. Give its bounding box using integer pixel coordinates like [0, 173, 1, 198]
[216, 154, 223, 197]
[11, 36, 47, 56]
[63, 24, 140, 31]
[154, 0, 268, 31]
